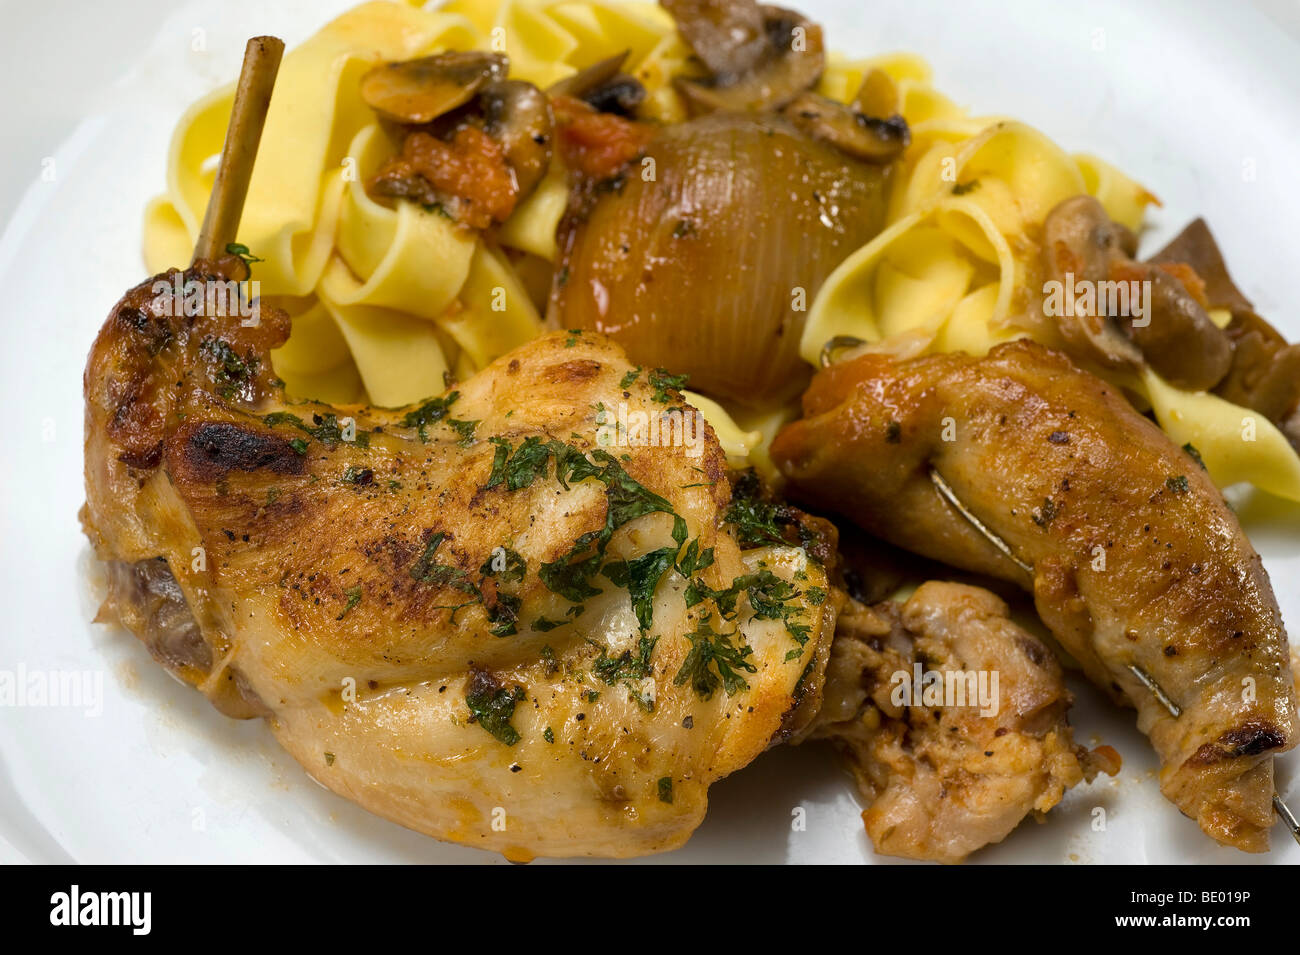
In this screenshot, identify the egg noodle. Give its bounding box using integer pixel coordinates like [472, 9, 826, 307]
[142, 0, 1300, 499]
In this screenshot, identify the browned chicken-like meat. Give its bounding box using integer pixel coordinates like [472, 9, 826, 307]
[83, 255, 834, 859]
[772, 339, 1299, 851]
[804, 581, 1119, 864]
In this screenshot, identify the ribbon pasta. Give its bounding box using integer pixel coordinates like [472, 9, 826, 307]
[142, 0, 1300, 496]
[142, 0, 687, 406]
[801, 65, 1300, 501]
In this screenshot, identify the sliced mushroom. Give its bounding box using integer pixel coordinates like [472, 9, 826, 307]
[360, 51, 507, 125]
[479, 79, 554, 198]
[362, 52, 556, 223]
[1041, 195, 1231, 390]
[1151, 218, 1300, 436]
[547, 51, 647, 118]
[548, 51, 629, 98]
[660, 0, 769, 79]
[781, 91, 909, 163]
[671, 4, 824, 113]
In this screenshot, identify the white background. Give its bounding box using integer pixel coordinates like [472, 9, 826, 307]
[1, 0, 1298, 863]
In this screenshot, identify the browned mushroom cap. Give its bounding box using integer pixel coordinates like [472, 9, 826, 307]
[547, 51, 647, 117]
[1041, 195, 1232, 390]
[548, 50, 630, 98]
[780, 91, 909, 163]
[1041, 195, 1144, 370]
[1152, 218, 1300, 431]
[1125, 268, 1231, 390]
[671, 3, 824, 112]
[360, 51, 508, 125]
[480, 79, 554, 198]
[661, 0, 769, 79]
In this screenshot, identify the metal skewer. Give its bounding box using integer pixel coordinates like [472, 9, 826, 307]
[822, 335, 1299, 845]
[927, 465, 1300, 847]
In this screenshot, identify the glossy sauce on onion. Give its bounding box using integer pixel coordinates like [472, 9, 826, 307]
[549, 112, 889, 405]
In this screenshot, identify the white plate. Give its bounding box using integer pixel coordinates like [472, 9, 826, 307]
[1, 0, 1298, 864]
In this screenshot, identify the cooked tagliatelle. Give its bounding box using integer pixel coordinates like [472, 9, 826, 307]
[143, 0, 1300, 499]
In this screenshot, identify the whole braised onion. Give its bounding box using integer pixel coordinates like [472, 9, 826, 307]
[548, 112, 889, 405]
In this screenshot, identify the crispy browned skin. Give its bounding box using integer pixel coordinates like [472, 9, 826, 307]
[772, 339, 1298, 851]
[83, 259, 833, 859]
[807, 582, 1118, 864]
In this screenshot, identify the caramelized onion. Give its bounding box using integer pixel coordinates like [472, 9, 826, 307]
[549, 112, 888, 404]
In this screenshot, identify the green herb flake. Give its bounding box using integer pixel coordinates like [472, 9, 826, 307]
[410, 532, 480, 598]
[449, 418, 479, 446]
[465, 670, 526, 746]
[674, 615, 757, 700]
[647, 368, 689, 404]
[341, 465, 374, 485]
[480, 547, 527, 583]
[336, 584, 362, 620]
[724, 472, 788, 548]
[402, 392, 460, 442]
[225, 242, 264, 264]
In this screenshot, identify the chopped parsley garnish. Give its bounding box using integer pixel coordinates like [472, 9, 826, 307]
[1182, 443, 1206, 470]
[487, 593, 522, 637]
[673, 615, 757, 700]
[410, 532, 478, 596]
[602, 547, 678, 632]
[724, 472, 789, 548]
[225, 242, 264, 265]
[336, 584, 362, 620]
[1166, 474, 1190, 494]
[200, 337, 258, 398]
[341, 466, 373, 485]
[263, 410, 369, 449]
[647, 368, 689, 404]
[686, 568, 811, 661]
[480, 547, 527, 583]
[675, 538, 715, 577]
[658, 776, 673, 803]
[401, 393, 461, 442]
[448, 418, 479, 446]
[593, 635, 658, 684]
[465, 669, 525, 746]
[539, 446, 684, 610]
[619, 367, 642, 389]
[486, 436, 552, 491]
[543, 727, 555, 744]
